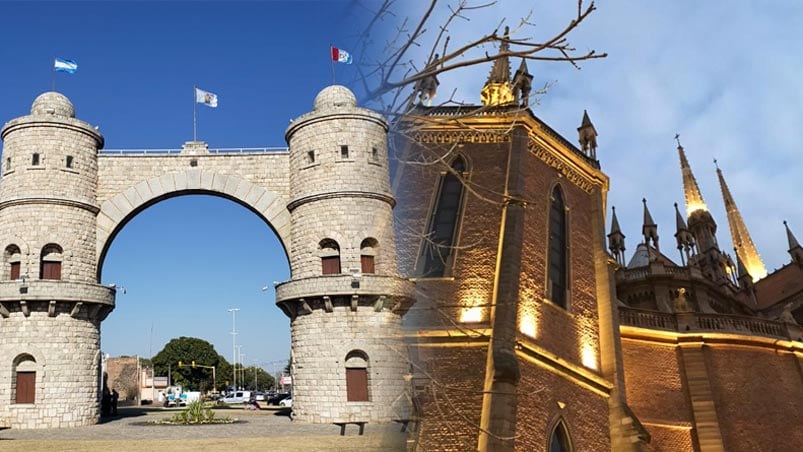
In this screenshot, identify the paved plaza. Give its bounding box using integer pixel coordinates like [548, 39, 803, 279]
[0, 406, 410, 451]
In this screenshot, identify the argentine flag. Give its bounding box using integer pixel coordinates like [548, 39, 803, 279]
[54, 58, 78, 74]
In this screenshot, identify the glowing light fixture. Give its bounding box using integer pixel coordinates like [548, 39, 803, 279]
[581, 342, 598, 370]
[460, 306, 483, 323]
[519, 313, 537, 338]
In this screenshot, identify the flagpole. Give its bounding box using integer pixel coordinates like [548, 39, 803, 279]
[52, 56, 56, 92]
[330, 45, 335, 85]
[193, 86, 197, 142]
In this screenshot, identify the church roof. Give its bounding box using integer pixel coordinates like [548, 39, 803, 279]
[627, 243, 678, 268]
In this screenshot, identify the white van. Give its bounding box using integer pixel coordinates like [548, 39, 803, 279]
[221, 390, 252, 404]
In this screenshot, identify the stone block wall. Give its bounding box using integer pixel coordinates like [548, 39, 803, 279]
[0, 311, 100, 429]
[290, 307, 409, 423]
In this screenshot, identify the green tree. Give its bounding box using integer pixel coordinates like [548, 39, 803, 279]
[241, 366, 275, 391]
[152, 337, 230, 392]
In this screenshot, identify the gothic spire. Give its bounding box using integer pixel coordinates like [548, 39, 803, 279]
[674, 202, 695, 265]
[512, 58, 533, 107]
[577, 110, 598, 159]
[716, 163, 767, 281]
[642, 198, 659, 251]
[480, 26, 515, 106]
[607, 206, 626, 265]
[784, 221, 803, 265]
[676, 137, 708, 217]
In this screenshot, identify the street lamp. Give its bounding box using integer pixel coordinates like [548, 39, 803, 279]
[228, 308, 240, 392]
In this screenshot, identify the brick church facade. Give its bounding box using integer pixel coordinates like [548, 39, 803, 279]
[395, 46, 803, 451]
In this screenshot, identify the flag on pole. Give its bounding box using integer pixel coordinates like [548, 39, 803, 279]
[331, 47, 352, 64]
[195, 87, 218, 108]
[54, 58, 78, 74]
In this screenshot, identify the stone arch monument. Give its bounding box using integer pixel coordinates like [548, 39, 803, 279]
[0, 86, 414, 429]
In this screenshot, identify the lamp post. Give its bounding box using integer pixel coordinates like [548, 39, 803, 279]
[227, 308, 239, 392]
[237, 346, 244, 390]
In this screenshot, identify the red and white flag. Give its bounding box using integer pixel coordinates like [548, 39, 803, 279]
[331, 46, 352, 64]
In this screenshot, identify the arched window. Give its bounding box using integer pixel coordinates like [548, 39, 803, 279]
[418, 156, 466, 277]
[345, 350, 369, 402]
[40, 243, 63, 280]
[319, 239, 341, 275]
[12, 354, 37, 404]
[547, 186, 568, 308]
[360, 238, 378, 274]
[5, 244, 21, 280]
[549, 420, 573, 452]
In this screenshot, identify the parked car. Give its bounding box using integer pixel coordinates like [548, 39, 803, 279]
[221, 391, 252, 404]
[268, 392, 291, 405]
[279, 397, 292, 407]
[255, 392, 266, 401]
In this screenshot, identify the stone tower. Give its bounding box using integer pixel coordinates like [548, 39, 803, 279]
[0, 92, 114, 428]
[275, 85, 414, 424]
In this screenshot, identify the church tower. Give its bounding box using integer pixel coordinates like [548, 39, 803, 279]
[716, 164, 767, 281]
[480, 27, 515, 106]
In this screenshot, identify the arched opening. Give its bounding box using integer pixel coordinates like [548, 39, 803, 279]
[549, 420, 573, 452]
[547, 185, 569, 309]
[4, 244, 21, 280]
[360, 238, 378, 274]
[100, 194, 291, 396]
[344, 350, 369, 402]
[319, 239, 341, 275]
[40, 243, 63, 280]
[12, 354, 37, 404]
[417, 155, 467, 277]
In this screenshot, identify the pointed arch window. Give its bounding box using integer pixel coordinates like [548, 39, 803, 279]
[547, 186, 568, 308]
[319, 239, 341, 275]
[549, 421, 573, 452]
[40, 243, 63, 280]
[418, 156, 466, 277]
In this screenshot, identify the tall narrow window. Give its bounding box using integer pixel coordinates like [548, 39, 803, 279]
[40, 243, 63, 280]
[307, 150, 315, 164]
[360, 238, 378, 274]
[320, 239, 341, 275]
[5, 245, 21, 280]
[5, 157, 10, 170]
[418, 156, 466, 277]
[549, 421, 573, 452]
[345, 350, 369, 402]
[340, 145, 349, 159]
[31, 153, 40, 166]
[13, 354, 37, 404]
[66, 155, 74, 168]
[371, 147, 379, 161]
[547, 186, 568, 308]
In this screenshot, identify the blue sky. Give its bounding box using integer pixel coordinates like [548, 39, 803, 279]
[0, 1, 372, 371]
[396, 1, 803, 274]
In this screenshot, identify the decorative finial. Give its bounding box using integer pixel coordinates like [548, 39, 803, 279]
[674, 133, 681, 148]
[784, 220, 788, 226]
[714, 158, 719, 170]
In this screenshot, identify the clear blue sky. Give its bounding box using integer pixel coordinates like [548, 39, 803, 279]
[0, 1, 373, 371]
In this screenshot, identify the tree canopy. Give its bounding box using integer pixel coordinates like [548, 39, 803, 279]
[152, 337, 231, 392]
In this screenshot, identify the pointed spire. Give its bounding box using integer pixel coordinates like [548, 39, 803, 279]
[676, 135, 708, 217]
[784, 221, 803, 266]
[674, 202, 688, 232]
[673, 202, 695, 265]
[641, 198, 659, 251]
[607, 206, 626, 266]
[716, 164, 767, 281]
[577, 110, 598, 159]
[512, 58, 533, 107]
[480, 26, 515, 106]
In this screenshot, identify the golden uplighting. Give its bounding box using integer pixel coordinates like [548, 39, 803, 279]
[581, 341, 598, 370]
[685, 203, 708, 217]
[480, 83, 515, 106]
[460, 306, 484, 323]
[519, 313, 537, 338]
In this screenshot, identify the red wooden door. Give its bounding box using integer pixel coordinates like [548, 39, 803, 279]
[361, 255, 375, 274]
[42, 262, 61, 280]
[10, 262, 20, 280]
[322, 256, 341, 275]
[15, 371, 35, 404]
[346, 368, 369, 401]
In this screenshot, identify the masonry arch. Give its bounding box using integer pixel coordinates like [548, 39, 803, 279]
[96, 170, 292, 280]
